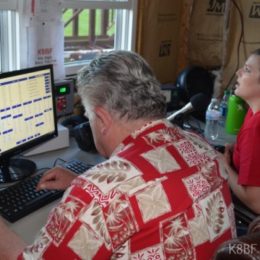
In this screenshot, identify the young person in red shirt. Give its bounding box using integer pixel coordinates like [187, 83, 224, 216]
[224, 49, 260, 214]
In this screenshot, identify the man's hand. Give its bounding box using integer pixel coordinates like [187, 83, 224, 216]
[36, 167, 77, 191]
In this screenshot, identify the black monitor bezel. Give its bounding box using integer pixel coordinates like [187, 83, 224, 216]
[0, 64, 58, 159]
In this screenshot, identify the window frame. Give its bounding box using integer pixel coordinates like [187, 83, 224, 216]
[0, 0, 17, 11]
[62, 0, 132, 10]
[0, 0, 137, 76]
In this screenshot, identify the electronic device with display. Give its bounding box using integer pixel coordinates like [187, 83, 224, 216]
[0, 65, 57, 183]
[54, 79, 74, 118]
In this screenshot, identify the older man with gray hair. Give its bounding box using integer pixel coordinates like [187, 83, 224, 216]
[0, 50, 234, 259]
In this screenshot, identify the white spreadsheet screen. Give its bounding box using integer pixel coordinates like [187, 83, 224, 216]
[0, 68, 55, 154]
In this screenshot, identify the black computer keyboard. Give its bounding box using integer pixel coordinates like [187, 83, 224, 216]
[0, 159, 93, 223]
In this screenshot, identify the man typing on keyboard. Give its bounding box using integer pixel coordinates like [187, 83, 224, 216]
[0, 51, 235, 260]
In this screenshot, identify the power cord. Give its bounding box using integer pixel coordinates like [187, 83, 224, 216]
[225, 0, 244, 89]
[53, 158, 66, 167]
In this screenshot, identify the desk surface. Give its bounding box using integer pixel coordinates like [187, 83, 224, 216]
[5, 137, 104, 244]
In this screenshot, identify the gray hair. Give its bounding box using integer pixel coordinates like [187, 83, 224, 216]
[77, 50, 166, 120]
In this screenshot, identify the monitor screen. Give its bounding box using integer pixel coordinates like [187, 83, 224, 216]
[0, 65, 57, 183]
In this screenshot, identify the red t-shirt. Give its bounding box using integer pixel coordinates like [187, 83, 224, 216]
[233, 109, 260, 186]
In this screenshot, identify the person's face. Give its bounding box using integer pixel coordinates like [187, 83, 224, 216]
[235, 54, 260, 101]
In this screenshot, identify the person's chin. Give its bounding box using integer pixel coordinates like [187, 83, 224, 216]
[234, 88, 241, 97]
[234, 89, 246, 101]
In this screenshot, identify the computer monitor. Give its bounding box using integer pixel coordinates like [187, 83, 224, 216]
[0, 65, 57, 183]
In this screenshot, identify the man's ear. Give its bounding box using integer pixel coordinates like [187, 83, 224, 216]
[94, 106, 113, 135]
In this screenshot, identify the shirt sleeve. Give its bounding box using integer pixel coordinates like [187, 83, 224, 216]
[18, 181, 112, 260]
[237, 118, 260, 186]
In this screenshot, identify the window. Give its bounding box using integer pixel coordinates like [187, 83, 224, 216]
[62, 0, 137, 76]
[0, 7, 19, 72]
[0, 0, 137, 76]
[63, 9, 116, 63]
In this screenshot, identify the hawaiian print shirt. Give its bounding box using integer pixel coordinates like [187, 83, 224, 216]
[19, 119, 235, 259]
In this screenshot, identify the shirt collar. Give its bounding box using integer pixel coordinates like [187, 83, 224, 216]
[110, 119, 170, 156]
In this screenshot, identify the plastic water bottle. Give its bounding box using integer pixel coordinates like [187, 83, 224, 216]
[219, 90, 230, 127]
[204, 98, 221, 142]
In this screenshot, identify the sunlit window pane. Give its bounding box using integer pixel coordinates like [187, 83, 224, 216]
[63, 9, 73, 37]
[0, 10, 19, 72]
[63, 8, 116, 64]
[79, 10, 89, 36]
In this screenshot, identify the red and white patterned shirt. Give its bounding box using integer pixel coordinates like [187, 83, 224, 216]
[19, 120, 235, 259]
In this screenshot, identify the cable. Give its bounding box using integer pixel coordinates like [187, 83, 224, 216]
[225, 0, 244, 89]
[36, 167, 51, 174]
[182, 115, 204, 135]
[53, 158, 66, 167]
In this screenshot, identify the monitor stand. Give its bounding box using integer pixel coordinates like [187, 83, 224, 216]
[0, 158, 36, 184]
